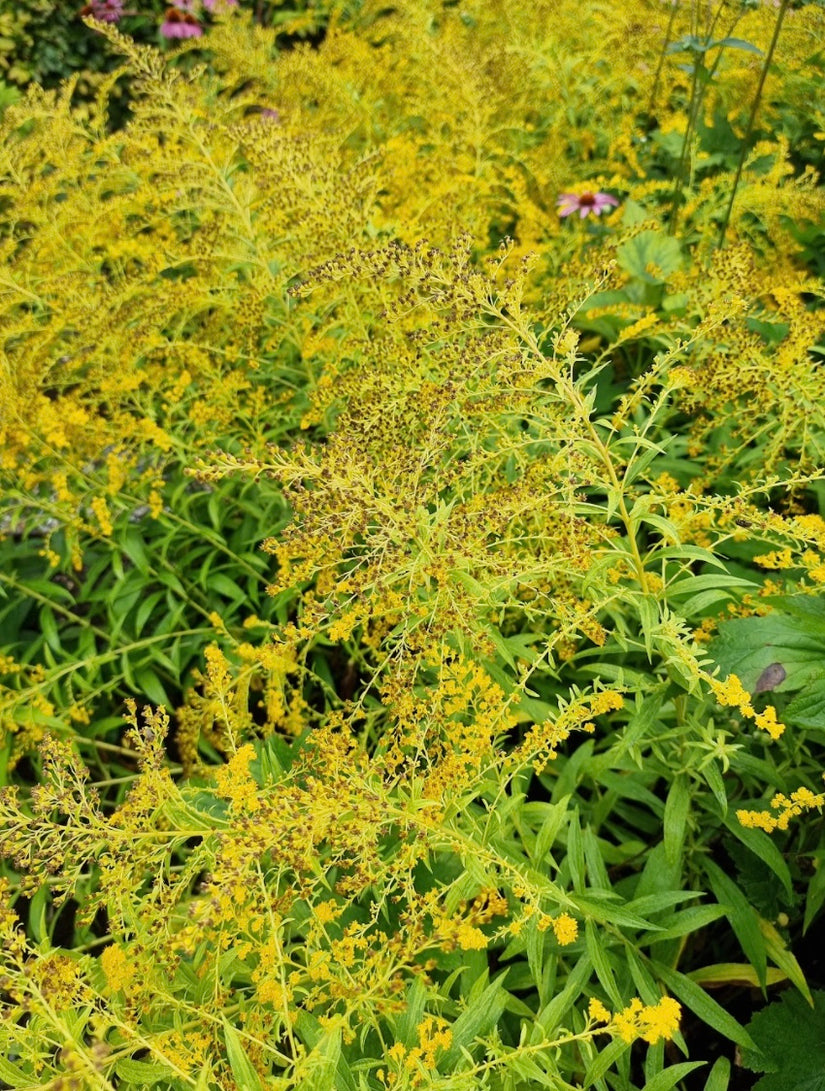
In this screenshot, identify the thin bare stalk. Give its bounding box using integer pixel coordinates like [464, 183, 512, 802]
[717, 0, 791, 248]
[647, 0, 680, 127]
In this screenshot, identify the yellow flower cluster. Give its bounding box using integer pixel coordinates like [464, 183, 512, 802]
[709, 672, 786, 740]
[738, 783, 825, 832]
[588, 995, 682, 1044]
[383, 1017, 452, 1087]
[537, 911, 579, 946]
[512, 689, 624, 773]
[213, 743, 260, 814]
[100, 943, 137, 993]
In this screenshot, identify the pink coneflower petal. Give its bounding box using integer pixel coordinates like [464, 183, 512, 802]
[557, 190, 620, 220]
[80, 0, 124, 21]
[161, 8, 203, 36]
[161, 19, 203, 36]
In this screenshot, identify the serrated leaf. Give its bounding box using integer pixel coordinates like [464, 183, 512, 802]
[741, 989, 825, 1091]
[709, 604, 825, 694]
[616, 230, 683, 284]
[784, 682, 825, 731]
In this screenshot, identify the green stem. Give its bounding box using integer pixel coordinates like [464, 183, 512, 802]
[717, 0, 791, 249]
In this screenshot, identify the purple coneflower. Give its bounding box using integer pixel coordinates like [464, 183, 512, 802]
[80, 0, 124, 22]
[557, 191, 619, 219]
[161, 7, 203, 37]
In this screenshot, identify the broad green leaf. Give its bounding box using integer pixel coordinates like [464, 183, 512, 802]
[663, 775, 690, 868]
[637, 905, 727, 945]
[758, 917, 812, 1004]
[710, 36, 763, 55]
[0, 1055, 34, 1088]
[120, 526, 151, 574]
[642, 1062, 706, 1091]
[705, 860, 767, 989]
[294, 1029, 343, 1091]
[582, 825, 610, 890]
[784, 683, 825, 731]
[709, 603, 825, 694]
[223, 1023, 265, 1091]
[651, 961, 758, 1051]
[741, 989, 825, 1091]
[134, 590, 165, 636]
[531, 797, 570, 865]
[667, 573, 756, 599]
[27, 884, 48, 945]
[703, 1057, 731, 1091]
[803, 851, 825, 933]
[533, 955, 593, 1039]
[194, 1064, 214, 1091]
[626, 892, 700, 917]
[135, 667, 171, 708]
[39, 606, 61, 653]
[567, 810, 585, 892]
[724, 816, 793, 897]
[526, 916, 545, 991]
[443, 972, 509, 1065]
[583, 1038, 628, 1089]
[702, 760, 728, 816]
[586, 919, 622, 1007]
[208, 572, 248, 603]
[114, 1057, 175, 1084]
[574, 893, 661, 932]
[616, 230, 683, 284]
[687, 963, 787, 989]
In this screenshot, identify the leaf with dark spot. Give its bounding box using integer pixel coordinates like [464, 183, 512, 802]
[754, 662, 786, 694]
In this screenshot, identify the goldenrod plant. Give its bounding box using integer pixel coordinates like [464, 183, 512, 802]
[1, 1, 825, 1087]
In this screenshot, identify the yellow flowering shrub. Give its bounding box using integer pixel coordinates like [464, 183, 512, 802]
[1, 0, 825, 1087]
